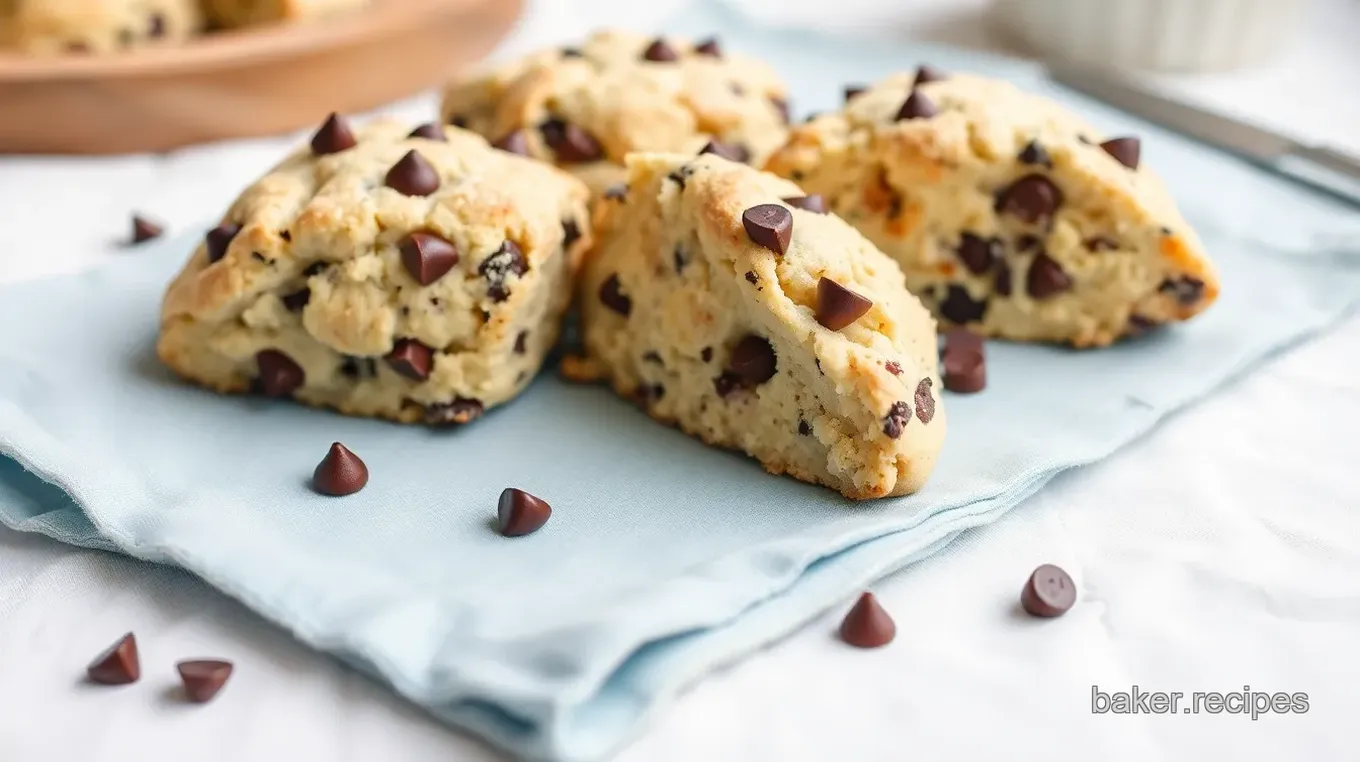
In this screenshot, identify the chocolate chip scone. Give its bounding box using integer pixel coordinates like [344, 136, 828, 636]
[565, 152, 946, 500]
[0, 0, 201, 55]
[765, 68, 1220, 348]
[158, 115, 591, 425]
[440, 29, 791, 196]
[200, 0, 368, 28]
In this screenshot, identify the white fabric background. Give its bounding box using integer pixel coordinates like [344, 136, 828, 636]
[1, 1, 1358, 760]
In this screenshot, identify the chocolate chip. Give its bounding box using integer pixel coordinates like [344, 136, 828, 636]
[742, 204, 793, 255]
[885, 361, 903, 376]
[771, 97, 791, 124]
[400, 232, 459, 286]
[694, 37, 721, 57]
[562, 219, 581, 249]
[641, 38, 679, 62]
[256, 350, 304, 397]
[798, 420, 811, 436]
[939, 285, 987, 324]
[1026, 252, 1073, 299]
[744, 271, 758, 285]
[894, 89, 938, 121]
[1085, 236, 1118, 252]
[782, 194, 826, 214]
[673, 246, 689, 273]
[408, 123, 447, 141]
[1021, 564, 1076, 617]
[339, 356, 376, 379]
[816, 277, 873, 331]
[384, 150, 440, 196]
[493, 129, 531, 156]
[956, 233, 1000, 275]
[540, 118, 603, 163]
[839, 592, 895, 648]
[313, 442, 368, 496]
[310, 113, 357, 155]
[699, 139, 750, 163]
[280, 230, 292, 242]
[1100, 137, 1141, 170]
[498, 488, 551, 536]
[995, 263, 1013, 296]
[479, 241, 527, 302]
[604, 184, 628, 201]
[729, 335, 776, 384]
[913, 64, 947, 86]
[177, 660, 232, 703]
[131, 214, 163, 244]
[251, 251, 268, 264]
[844, 85, 866, 102]
[205, 223, 241, 263]
[942, 329, 985, 393]
[713, 372, 742, 398]
[1018, 139, 1051, 167]
[995, 174, 1063, 225]
[599, 274, 631, 316]
[1127, 315, 1160, 336]
[700, 347, 713, 362]
[282, 289, 310, 311]
[882, 401, 910, 438]
[149, 14, 166, 38]
[87, 633, 139, 685]
[1159, 276, 1205, 305]
[914, 378, 936, 423]
[424, 397, 484, 425]
[385, 339, 434, 381]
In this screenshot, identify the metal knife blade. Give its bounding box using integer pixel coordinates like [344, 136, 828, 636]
[1048, 65, 1360, 206]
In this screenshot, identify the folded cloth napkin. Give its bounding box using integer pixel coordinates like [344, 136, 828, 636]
[2, 5, 1359, 760]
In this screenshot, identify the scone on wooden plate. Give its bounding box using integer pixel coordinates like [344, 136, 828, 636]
[201, 0, 369, 28]
[440, 29, 791, 196]
[0, 0, 202, 54]
[158, 115, 591, 425]
[765, 67, 1219, 348]
[564, 152, 946, 500]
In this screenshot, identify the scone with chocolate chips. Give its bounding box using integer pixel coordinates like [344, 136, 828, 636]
[564, 152, 945, 500]
[765, 67, 1219, 347]
[158, 115, 591, 425]
[0, 0, 201, 55]
[440, 29, 791, 195]
[200, 0, 368, 28]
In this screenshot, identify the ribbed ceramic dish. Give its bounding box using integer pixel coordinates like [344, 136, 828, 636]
[0, 0, 523, 155]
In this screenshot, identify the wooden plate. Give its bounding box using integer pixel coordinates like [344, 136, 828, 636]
[0, 0, 523, 155]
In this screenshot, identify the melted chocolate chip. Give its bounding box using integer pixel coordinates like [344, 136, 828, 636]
[798, 420, 812, 436]
[713, 372, 742, 398]
[956, 233, 1001, 275]
[939, 285, 987, 324]
[1026, 253, 1073, 299]
[256, 350, 304, 397]
[205, 223, 241, 264]
[700, 347, 713, 363]
[729, 335, 776, 384]
[599, 274, 632, 316]
[882, 401, 911, 438]
[995, 174, 1064, 225]
[540, 118, 603, 163]
[479, 241, 528, 302]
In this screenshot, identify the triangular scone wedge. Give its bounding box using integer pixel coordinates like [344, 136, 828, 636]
[158, 116, 590, 425]
[765, 69, 1219, 347]
[565, 152, 945, 500]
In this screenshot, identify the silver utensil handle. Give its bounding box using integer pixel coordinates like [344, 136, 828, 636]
[1291, 145, 1360, 183]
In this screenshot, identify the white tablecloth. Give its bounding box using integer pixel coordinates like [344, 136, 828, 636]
[2, 1, 1357, 760]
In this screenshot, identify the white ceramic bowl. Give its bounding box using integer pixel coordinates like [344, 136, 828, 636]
[992, 0, 1313, 73]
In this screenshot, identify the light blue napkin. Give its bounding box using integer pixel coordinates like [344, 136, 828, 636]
[2, 3, 1359, 760]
